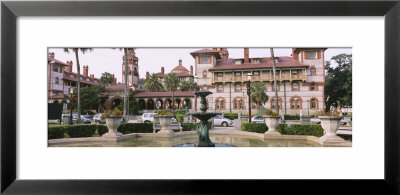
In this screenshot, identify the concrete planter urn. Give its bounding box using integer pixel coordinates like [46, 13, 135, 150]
[157, 115, 174, 137]
[263, 115, 281, 136]
[102, 116, 123, 138]
[318, 116, 345, 144]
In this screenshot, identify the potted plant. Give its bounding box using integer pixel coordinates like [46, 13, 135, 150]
[100, 107, 123, 138]
[156, 110, 174, 137]
[316, 109, 345, 144]
[263, 109, 281, 135]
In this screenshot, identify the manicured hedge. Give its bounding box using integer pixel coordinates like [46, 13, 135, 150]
[277, 124, 324, 137]
[117, 123, 153, 134]
[66, 124, 98, 138]
[284, 114, 300, 120]
[181, 121, 212, 131]
[241, 122, 268, 133]
[48, 124, 110, 139]
[97, 125, 108, 136]
[224, 113, 238, 120]
[48, 125, 67, 139]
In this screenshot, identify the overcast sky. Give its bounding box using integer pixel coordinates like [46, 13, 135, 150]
[48, 48, 351, 82]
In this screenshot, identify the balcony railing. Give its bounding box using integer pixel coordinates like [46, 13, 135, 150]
[212, 74, 306, 83]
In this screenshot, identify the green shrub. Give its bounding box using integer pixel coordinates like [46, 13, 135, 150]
[339, 134, 352, 141]
[65, 124, 97, 138]
[96, 125, 108, 136]
[175, 113, 186, 123]
[284, 114, 300, 120]
[241, 122, 268, 133]
[277, 124, 324, 137]
[224, 113, 238, 120]
[48, 125, 67, 139]
[117, 123, 153, 134]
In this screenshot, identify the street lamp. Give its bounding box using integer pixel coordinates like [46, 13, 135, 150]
[307, 100, 310, 116]
[194, 75, 199, 122]
[247, 73, 252, 122]
[69, 87, 74, 125]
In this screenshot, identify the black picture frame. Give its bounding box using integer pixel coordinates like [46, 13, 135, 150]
[1, 0, 399, 194]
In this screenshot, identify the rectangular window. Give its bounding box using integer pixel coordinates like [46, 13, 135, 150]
[217, 85, 223, 93]
[217, 72, 223, 77]
[293, 83, 299, 91]
[310, 68, 316, 76]
[200, 56, 209, 64]
[235, 85, 241, 92]
[235, 72, 241, 77]
[253, 71, 260, 76]
[308, 51, 317, 59]
[311, 83, 316, 91]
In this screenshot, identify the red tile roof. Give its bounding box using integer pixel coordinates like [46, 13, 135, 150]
[156, 72, 193, 77]
[209, 56, 309, 71]
[48, 58, 68, 66]
[63, 72, 100, 85]
[190, 49, 221, 59]
[171, 65, 189, 72]
[133, 91, 195, 98]
[105, 83, 125, 90]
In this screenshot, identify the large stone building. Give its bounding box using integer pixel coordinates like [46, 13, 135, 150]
[47, 52, 101, 103]
[189, 48, 326, 115]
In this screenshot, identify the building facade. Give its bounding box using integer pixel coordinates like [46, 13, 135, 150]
[190, 48, 326, 115]
[47, 52, 101, 103]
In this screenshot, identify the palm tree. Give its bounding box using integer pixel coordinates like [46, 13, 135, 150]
[251, 82, 269, 107]
[144, 73, 164, 92]
[270, 48, 279, 113]
[64, 48, 93, 123]
[164, 73, 179, 110]
[122, 48, 134, 121]
[179, 78, 195, 91]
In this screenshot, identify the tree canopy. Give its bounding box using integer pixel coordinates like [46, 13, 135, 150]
[250, 81, 269, 107]
[324, 53, 352, 112]
[144, 73, 164, 92]
[100, 72, 114, 86]
[179, 78, 195, 91]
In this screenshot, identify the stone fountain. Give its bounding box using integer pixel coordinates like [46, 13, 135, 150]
[192, 91, 220, 147]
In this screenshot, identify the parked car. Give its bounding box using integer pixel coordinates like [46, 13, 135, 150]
[251, 116, 265, 123]
[142, 113, 157, 123]
[93, 113, 106, 124]
[72, 113, 91, 124]
[213, 115, 233, 127]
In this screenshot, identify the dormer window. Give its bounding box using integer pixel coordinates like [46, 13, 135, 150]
[200, 56, 209, 64]
[307, 51, 317, 59]
[252, 59, 260, 64]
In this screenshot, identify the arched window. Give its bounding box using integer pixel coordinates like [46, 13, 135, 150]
[233, 98, 243, 110]
[310, 68, 316, 76]
[217, 85, 223, 93]
[310, 98, 318, 109]
[290, 97, 302, 109]
[215, 99, 225, 110]
[203, 70, 207, 78]
[271, 97, 281, 110]
[55, 77, 59, 84]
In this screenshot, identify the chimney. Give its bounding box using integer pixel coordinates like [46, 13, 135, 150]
[146, 71, 150, 79]
[161, 67, 165, 75]
[65, 61, 73, 73]
[112, 74, 117, 85]
[83, 65, 88, 77]
[48, 52, 55, 61]
[292, 48, 299, 61]
[179, 59, 182, 66]
[244, 48, 249, 63]
[90, 74, 94, 78]
[190, 65, 193, 75]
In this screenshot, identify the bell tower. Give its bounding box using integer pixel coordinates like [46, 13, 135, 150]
[122, 48, 139, 86]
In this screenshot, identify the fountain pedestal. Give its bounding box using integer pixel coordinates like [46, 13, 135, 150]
[192, 91, 220, 147]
